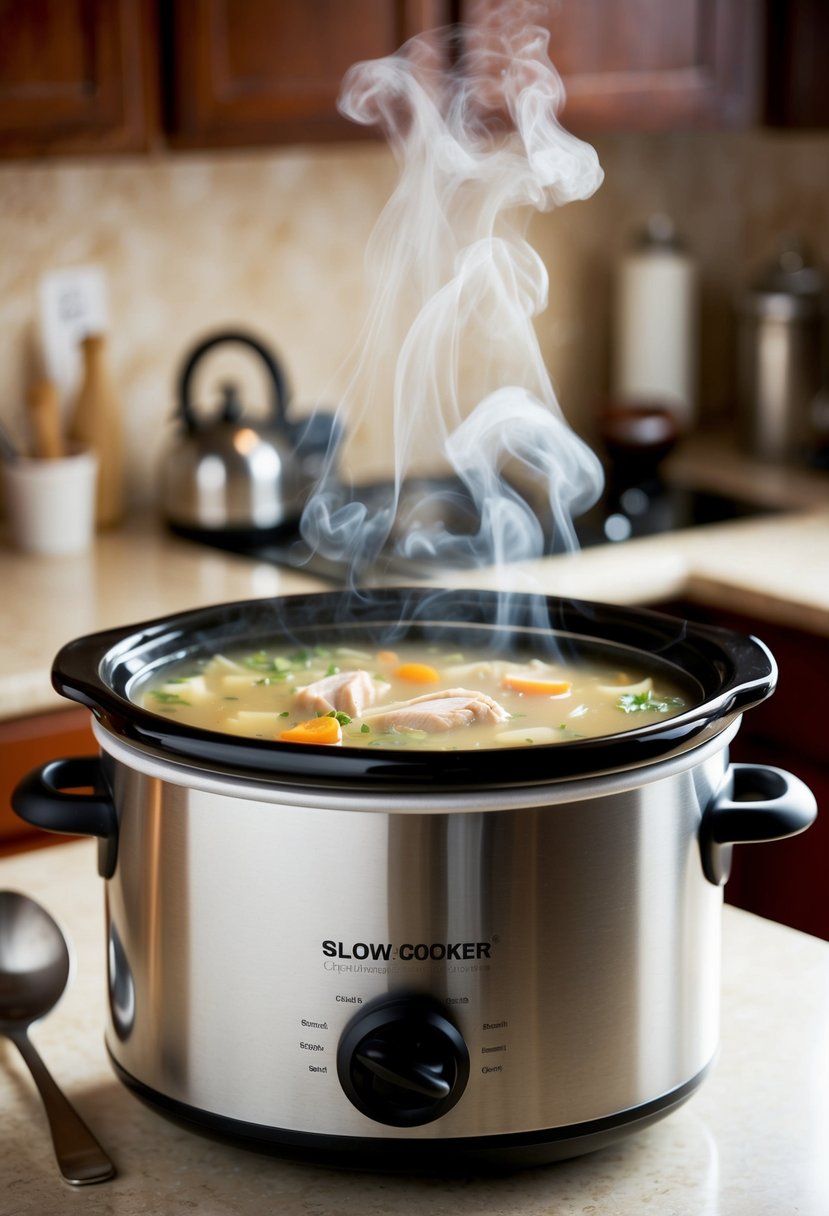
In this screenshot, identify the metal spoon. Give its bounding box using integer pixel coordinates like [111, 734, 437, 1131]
[0, 890, 115, 1185]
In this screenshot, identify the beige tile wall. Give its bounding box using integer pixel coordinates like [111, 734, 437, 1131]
[0, 128, 827, 509]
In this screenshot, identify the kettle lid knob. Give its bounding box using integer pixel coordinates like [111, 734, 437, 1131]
[218, 381, 244, 424]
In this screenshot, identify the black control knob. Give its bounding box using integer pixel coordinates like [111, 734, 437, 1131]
[337, 996, 469, 1127]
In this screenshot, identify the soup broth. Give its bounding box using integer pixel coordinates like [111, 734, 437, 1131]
[138, 636, 690, 751]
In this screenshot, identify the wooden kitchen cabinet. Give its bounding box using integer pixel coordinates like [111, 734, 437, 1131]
[659, 601, 829, 941]
[1, 1, 825, 160]
[0, 707, 96, 856]
[0, 0, 449, 157]
[0, 0, 156, 158]
[764, 0, 829, 127]
[457, 0, 763, 132]
[161, 0, 451, 148]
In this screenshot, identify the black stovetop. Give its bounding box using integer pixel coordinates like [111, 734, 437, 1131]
[173, 479, 776, 586]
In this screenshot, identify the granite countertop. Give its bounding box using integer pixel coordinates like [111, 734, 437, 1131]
[0, 839, 827, 1215]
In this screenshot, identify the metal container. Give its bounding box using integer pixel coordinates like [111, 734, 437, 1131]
[11, 589, 817, 1171]
[737, 239, 827, 463]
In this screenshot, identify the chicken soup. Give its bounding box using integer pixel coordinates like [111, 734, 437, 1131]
[139, 637, 689, 750]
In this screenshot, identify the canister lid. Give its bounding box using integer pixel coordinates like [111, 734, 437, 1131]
[631, 213, 686, 254]
[741, 236, 827, 319]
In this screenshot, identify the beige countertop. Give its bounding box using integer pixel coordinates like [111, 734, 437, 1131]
[0, 839, 827, 1215]
[0, 517, 332, 722]
[1, 497, 828, 723]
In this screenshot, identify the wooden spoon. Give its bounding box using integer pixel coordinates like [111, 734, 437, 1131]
[26, 380, 64, 459]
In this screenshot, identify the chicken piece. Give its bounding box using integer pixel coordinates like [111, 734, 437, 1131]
[364, 687, 510, 734]
[293, 669, 379, 719]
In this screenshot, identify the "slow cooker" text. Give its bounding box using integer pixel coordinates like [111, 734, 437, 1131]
[321, 940, 492, 961]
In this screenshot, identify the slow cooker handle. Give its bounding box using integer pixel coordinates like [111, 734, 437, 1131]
[700, 763, 817, 886]
[11, 757, 118, 880]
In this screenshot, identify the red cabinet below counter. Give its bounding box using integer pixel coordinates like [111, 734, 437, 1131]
[0, 707, 96, 856]
[657, 601, 828, 941]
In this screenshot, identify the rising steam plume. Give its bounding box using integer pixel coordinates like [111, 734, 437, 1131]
[301, 3, 605, 581]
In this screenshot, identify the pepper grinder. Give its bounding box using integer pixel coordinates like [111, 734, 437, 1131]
[68, 333, 124, 527]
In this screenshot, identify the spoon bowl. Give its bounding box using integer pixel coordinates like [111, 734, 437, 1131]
[0, 891, 70, 1019]
[0, 890, 115, 1185]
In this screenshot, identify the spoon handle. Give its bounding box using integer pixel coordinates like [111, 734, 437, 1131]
[8, 1028, 116, 1185]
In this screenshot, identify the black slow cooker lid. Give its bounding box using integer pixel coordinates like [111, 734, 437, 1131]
[51, 587, 776, 789]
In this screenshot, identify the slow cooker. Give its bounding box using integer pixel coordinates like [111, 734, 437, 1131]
[12, 588, 817, 1171]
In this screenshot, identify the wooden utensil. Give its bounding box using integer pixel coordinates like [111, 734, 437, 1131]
[26, 380, 64, 459]
[68, 335, 123, 527]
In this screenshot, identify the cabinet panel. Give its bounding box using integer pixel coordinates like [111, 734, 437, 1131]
[164, 0, 451, 147]
[765, 0, 829, 127]
[0, 707, 96, 856]
[459, 0, 762, 132]
[0, 0, 154, 157]
[553, 0, 761, 130]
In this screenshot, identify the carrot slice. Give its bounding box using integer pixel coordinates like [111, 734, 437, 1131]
[279, 716, 342, 745]
[501, 673, 572, 697]
[394, 662, 440, 684]
[376, 650, 399, 664]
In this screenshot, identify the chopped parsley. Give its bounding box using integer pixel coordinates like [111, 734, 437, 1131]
[347, 722, 372, 741]
[317, 709, 352, 726]
[617, 691, 685, 715]
[243, 652, 293, 674]
[150, 691, 190, 706]
[287, 646, 330, 666]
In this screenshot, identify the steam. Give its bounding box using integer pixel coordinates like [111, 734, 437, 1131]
[301, 5, 605, 579]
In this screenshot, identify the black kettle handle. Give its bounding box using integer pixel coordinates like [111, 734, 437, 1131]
[12, 756, 119, 880]
[177, 330, 290, 433]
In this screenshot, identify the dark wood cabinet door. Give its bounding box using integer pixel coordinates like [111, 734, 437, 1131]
[765, 0, 829, 127]
[459, 0, 762, 132]
[0, 0, 154, 158]
[163, 0, 450, 148]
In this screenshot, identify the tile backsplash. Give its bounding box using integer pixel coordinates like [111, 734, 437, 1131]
[1, 128, 827, 510]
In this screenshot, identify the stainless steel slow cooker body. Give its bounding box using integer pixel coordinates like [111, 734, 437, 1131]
[97, 722, 735, 1165]
[12, 589, 818, 1170]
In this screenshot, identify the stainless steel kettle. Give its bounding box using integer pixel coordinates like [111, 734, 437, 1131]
[161, 331, 340, 537]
